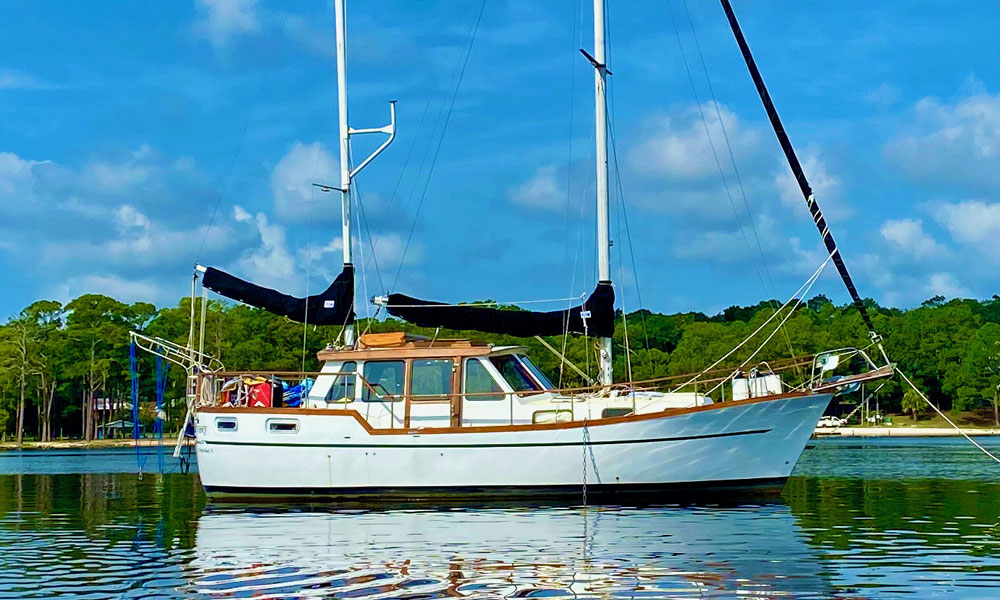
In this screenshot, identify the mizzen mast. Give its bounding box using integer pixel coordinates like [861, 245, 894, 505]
[332, 0, 396, 348]
[334, 0, 353, 346]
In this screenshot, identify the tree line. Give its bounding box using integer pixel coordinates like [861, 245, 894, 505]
[2, 292, 999, 443]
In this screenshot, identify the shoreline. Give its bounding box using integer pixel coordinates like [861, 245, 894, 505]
[0, 438, 182, 450]
[815, 427, 1000, 437]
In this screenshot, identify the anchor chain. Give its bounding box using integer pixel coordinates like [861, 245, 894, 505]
[582, 420, 590, 506]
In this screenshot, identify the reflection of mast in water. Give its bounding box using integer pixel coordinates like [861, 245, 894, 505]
[188, 504, 833, 598]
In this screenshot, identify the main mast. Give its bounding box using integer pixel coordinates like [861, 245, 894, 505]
[593, 0, 613, 386]
[334, 0, 353, 347]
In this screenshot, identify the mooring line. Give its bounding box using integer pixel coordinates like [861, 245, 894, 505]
[898, 369, 1000, 464]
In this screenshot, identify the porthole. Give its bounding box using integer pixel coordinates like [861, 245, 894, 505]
[267, 419, 299, 433]
[216, 417, 238, 432]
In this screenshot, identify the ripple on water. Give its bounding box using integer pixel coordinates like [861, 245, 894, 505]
[1, 442, 1000, 598]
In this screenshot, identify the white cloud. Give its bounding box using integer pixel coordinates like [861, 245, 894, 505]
[926, 273, 971, 299]
[366, 231, 422, 268]
[270, 141, 339, 221]
[50, 274, 166, 307]
[194, 0, 260, 47]
[0, 151, 45, 201]
[855, 254, 969, 307]
[775, 153, 846, 219]
[622, 103, 786, 226]
[628, 103, 760, 182]
[0, 145, 255, 312]
[932, 200, 1000, 248]
[508, 165, 564, 211]
[114, 205, 151, 232]
[885, 93, 1000, 192]
[301, 232, 422, 279]
[232, 205, 297, 290]
[879, 218, 944, 258]
[672, 214, 824, 278]
[82, 145, 158, 193]
[85, 162, 149, 193]
[863, 82, 900, 108]
[0, 69, 53, 91]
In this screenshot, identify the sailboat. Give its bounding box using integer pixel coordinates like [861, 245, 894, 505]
[176, 0, 893, 499]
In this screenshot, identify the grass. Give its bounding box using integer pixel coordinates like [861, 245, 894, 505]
[859, 407, 999, 429]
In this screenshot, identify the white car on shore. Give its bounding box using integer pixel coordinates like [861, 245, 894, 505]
[817, 416, 846, 428]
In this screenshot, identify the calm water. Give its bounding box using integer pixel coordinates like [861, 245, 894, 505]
[1, 438, 1000, 599]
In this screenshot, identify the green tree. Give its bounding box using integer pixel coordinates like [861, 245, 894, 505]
[22, 301, 65, 442]
[64, 295, 132, 440]
[958, 322, 1000, 424]
[901, 388, 926, 421]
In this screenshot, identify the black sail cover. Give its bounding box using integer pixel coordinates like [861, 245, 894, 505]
[202, 264, 354, 325]
[385, 282, 614, 338]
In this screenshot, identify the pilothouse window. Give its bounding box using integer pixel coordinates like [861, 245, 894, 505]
[518, 355, 554, 390]
[465, 358, 503, 401]
[363, 360, 404, 402]
[325, 361, 357, 403]
[489, 355, 541, 393]
[411, 359, 453, 399]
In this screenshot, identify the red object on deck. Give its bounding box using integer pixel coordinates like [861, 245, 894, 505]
[248, 383, 272, 407]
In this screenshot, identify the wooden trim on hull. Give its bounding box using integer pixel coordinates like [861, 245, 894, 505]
[201, 427, 771, 449]
[198, 390, 827, 436]
[202, 477, 789, 502]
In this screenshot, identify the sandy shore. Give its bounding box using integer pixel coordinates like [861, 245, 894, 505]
[0, 438, 182, 450]
[815, 427, 1000, 437]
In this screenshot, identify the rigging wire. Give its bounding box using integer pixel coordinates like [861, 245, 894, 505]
[350, 148, 386, 295]
[367, 84, 437, 293]
[353, 175, 373, 329]
[702, 260, 828, 398]
[391, 0, 488, 292]
[665, 0, 797, 360]
[898, 370, 1000, 464]
[604, 0, 651, 378]
[671, 251, 834, 393]
[559, 0, 585, 388]
[301, 86, 336, 370]
[679, 0, 797, 361]
[346, 143, 374, 329]
[300, 140, 327, 371]
[614, 163, 634, 384]
[195, 70, 268, 264]
[382, 294, 586, 308]
[603, 3, 638, 384]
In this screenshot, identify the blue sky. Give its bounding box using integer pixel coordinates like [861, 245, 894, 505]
[2, 0, 999, 320]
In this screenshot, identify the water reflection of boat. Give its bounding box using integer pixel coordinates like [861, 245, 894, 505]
[188, 504, 834, 598]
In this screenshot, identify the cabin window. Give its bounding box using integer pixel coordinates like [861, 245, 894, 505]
[410, 359, 453, 400]
[601, 407, 633, 418]
[363, 360, 404, 402]
[267, 419, 299, 433]
[325, 361, 357, 403]
[464, 358, 503, 401]
[532, 409, 573, 424]
[215, 417, 238, 431]
[489, 355, 541, 393]
[518, 355, 554, 390]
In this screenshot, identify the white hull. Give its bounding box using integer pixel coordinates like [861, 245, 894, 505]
[195, 392, 831, 499]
